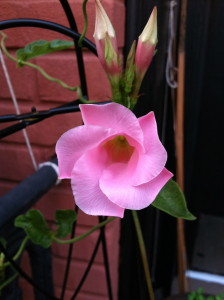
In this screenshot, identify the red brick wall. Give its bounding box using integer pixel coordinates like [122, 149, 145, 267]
[0, 0, 125, 299]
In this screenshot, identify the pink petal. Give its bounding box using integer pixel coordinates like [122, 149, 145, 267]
[94, 38, 106, 69]
[132, 111, 167, 185]
[80, 103, 144, 145]
[100, 165, 172, 210]
[135, 42, 155, 76]
[138, 111, 163, 152]
[55, 124, 114, 179]
[71, 149, 124, 217]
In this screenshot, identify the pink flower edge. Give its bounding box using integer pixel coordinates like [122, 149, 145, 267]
[56, 102, 173, 217]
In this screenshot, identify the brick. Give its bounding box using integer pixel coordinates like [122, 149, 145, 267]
[19, 252, 35, 300]
[55, 287, 108, 300]
[34, 182, 75, 220]
[36, 51, 111, 102]
[53, 258, 108, 295]
[105, 219, 120, 298]
[11, 226, 118, 300]
[0, 1, 124, 299]
[18, 252, 110, 300]
[36, 183, 108, 226]
[52, 219, 119, 296]
[51, 218, 120, 265]
[0, 102, 83, 146]
[0, 51, 38, 101]
[0, 0, 125, 48]
[76, 210, 103, 227]
[27, 111, 83, 146]
[76, 292, 108, 300]
[0, 143, 53, 181]
[0, 1, 72, 48]
[52, 226, 104, 264]
[35, 184, 117, 226]
[35, 182, 118, 222]
[19, 277, 35, 300]
[0, 180, 18, 197]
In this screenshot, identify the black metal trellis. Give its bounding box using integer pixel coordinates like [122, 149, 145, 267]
[59, 0, 88, 97]
[0, 19, 96, 54]
[0, 1, 114, 299]
[0, 100, 110, 139]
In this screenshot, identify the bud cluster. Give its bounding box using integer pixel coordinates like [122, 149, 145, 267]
[94, 0, 157, 109]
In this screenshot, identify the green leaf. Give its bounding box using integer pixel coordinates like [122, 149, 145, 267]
[152, 179, 196, 220]
[187, 292, 196, 300]
[16, 39, 74, 63]
[123, 40, 136, 95]
[0, 254, 5, 283]
[55, 210, 77, 238]
[0, 238, 7, 249]
[197, 288, 204, 295]
[14, 210, 52, 248]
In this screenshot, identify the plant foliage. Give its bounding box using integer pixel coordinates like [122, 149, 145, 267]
[15, 209, 77, 248]
[152, 179, 196, 220]
[16, 39, 74, 64]
[187, 288, 224, 300]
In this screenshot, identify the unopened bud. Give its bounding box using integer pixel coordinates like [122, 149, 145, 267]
[135, 7, 157, 80]
[94, 0, 121, 76]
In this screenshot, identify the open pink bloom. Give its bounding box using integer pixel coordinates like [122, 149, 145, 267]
[56, 103, 172, 218]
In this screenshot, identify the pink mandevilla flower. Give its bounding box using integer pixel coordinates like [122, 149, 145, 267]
[56, 103, 173, 218]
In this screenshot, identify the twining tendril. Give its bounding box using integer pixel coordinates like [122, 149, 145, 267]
[0, 236, 29, 291]
[0, 31, 93, 103]
[53, 217, 116, 244]
[78, 0, 89, 47]
[0, 272, 18, 291]
[3, 236, 29, 268]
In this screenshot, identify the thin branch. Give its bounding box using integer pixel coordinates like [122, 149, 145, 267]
[53, 217, 116, 245]
[132, 210, 154, 300]
[3, 236, 29, 268]
[0, 31, 84, 98]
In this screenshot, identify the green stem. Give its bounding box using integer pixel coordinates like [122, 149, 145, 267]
[53, 216, 116, 244]
[0, 31, 85, 99]
[0, 272, 18, 291]
[78, 0, 89, 47]
[131, 210, 155, 300]
[3, 236, 29, 268]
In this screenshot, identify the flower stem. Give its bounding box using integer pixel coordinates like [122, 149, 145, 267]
[0, 272, 18, 291]
[78, 0, 89, 47]
[131, 210, 155, 300]
[0, 31, 85, 99]
[53, 216, 116, 244]
[3, 236, 29, 268]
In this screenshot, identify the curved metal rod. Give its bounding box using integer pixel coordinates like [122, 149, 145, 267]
[59, 0, 89, 97]
[0, 18, 97, 55]
[99, 216, 113, 300]
[0, 100, 111, 139]
[60, 205, 79, 300]
[0, 242, 59, 300]
[70, 230, 103, 300]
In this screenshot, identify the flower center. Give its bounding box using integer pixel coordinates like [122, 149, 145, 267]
[102, 135, 134, 163]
